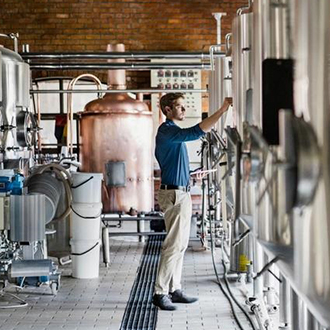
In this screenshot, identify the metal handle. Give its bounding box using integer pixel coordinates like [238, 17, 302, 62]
[225, 33, 232, 54]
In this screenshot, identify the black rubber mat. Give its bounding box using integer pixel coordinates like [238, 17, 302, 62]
[119, 235, 164, 330]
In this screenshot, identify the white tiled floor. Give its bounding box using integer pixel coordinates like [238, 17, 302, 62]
[0, 237, 256, 330]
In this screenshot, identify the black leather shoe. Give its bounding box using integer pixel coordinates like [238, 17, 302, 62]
[170, 290, 198, 304]
[152, 294, 177, 311]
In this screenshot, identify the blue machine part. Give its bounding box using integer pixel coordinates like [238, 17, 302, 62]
[17, 276, 50, 287]
[0, 173, 24, 195]
[11, 174, 24, 195]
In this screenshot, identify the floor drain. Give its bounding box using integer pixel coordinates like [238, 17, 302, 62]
[119, 235, 164, 330]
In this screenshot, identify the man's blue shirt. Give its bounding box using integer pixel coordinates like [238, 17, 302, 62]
[155, 119, 205, 187]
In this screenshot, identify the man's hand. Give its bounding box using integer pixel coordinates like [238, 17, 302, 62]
[220, 97, 233, 114]
[199, 97, 233, 133]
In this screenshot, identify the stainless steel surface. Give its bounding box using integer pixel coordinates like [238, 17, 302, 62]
[279, 274, 290, 327]
[252, 0, 263, 128]
[278, 110, 296, 213]
[256, 148, 293, 256]
[292, 117, 321, 207]
[290, 289, 303, 330]
[46, 217, 71, 254]
[25, 173, 63, 224]
[28, 63, 212, 70]
[248, 0, 298, 317]
[0, 45, 33, 161]
[253, 111, 295, 260]
[10, 194, 46, 242]
[268, 0, 291, 59]
[9, 259, 52, 278]
[30, 88, 207, 94]
[102, 226, 110, 267]
[21, 51, 224, 60]
[252, 0, 293, 128]
[80, 44, 153, 213]
[16, 110, 35, 147]
[219, 56, 232, 133]
[210, 55, 232, 134]
[208, 69, 216, 115]
[293, 0, 330, 326]
[229, 218, 251, 273]
[261, 0, 291, 59]
[232, 12, 253, 136]
[108, 232, 165, 237]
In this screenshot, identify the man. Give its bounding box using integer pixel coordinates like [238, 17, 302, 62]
[153, 92, 232, 311]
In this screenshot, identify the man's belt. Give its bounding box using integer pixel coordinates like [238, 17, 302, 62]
[160, 184, 190, 192]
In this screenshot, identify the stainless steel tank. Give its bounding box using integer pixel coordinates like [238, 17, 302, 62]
[79, 44, 153, 213]
[232, 12, 253, 136]
[252, 0, 292, 129]
[293, 0, 330, 326]
[249, 0, 294, 264]
[0, 45, 33, 162]
[227, 12, 253, 274]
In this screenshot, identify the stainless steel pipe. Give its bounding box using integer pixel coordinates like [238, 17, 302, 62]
[30, 89, 208, 94]
[279, 274, 290, 328]
[102, 227, 110, 267]
[28, 63, 212, 70]
[21, 51, 224, 60]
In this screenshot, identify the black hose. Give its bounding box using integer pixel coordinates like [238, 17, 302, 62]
[70, 205, 101, 219]
[71, 176, 94, 189]
[222, 257, 258, 330]
[71, 241, 99, 256]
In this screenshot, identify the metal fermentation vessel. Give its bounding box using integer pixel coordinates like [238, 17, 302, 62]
[293, 0, 330, 325]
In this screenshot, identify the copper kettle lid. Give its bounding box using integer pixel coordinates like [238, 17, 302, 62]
[82, 43, 150, 115]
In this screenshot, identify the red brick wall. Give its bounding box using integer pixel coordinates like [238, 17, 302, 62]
[0, 0, 246, 85]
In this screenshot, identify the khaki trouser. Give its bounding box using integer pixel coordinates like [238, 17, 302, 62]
[154, 189, 192, 295]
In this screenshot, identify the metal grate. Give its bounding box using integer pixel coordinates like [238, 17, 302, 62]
[119, 235, 164, 330]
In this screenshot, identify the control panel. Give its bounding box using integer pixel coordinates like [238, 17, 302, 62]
[151, 68, 201, 118]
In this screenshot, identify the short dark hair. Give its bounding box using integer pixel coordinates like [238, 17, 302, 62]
[159, 93, 184, 116]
